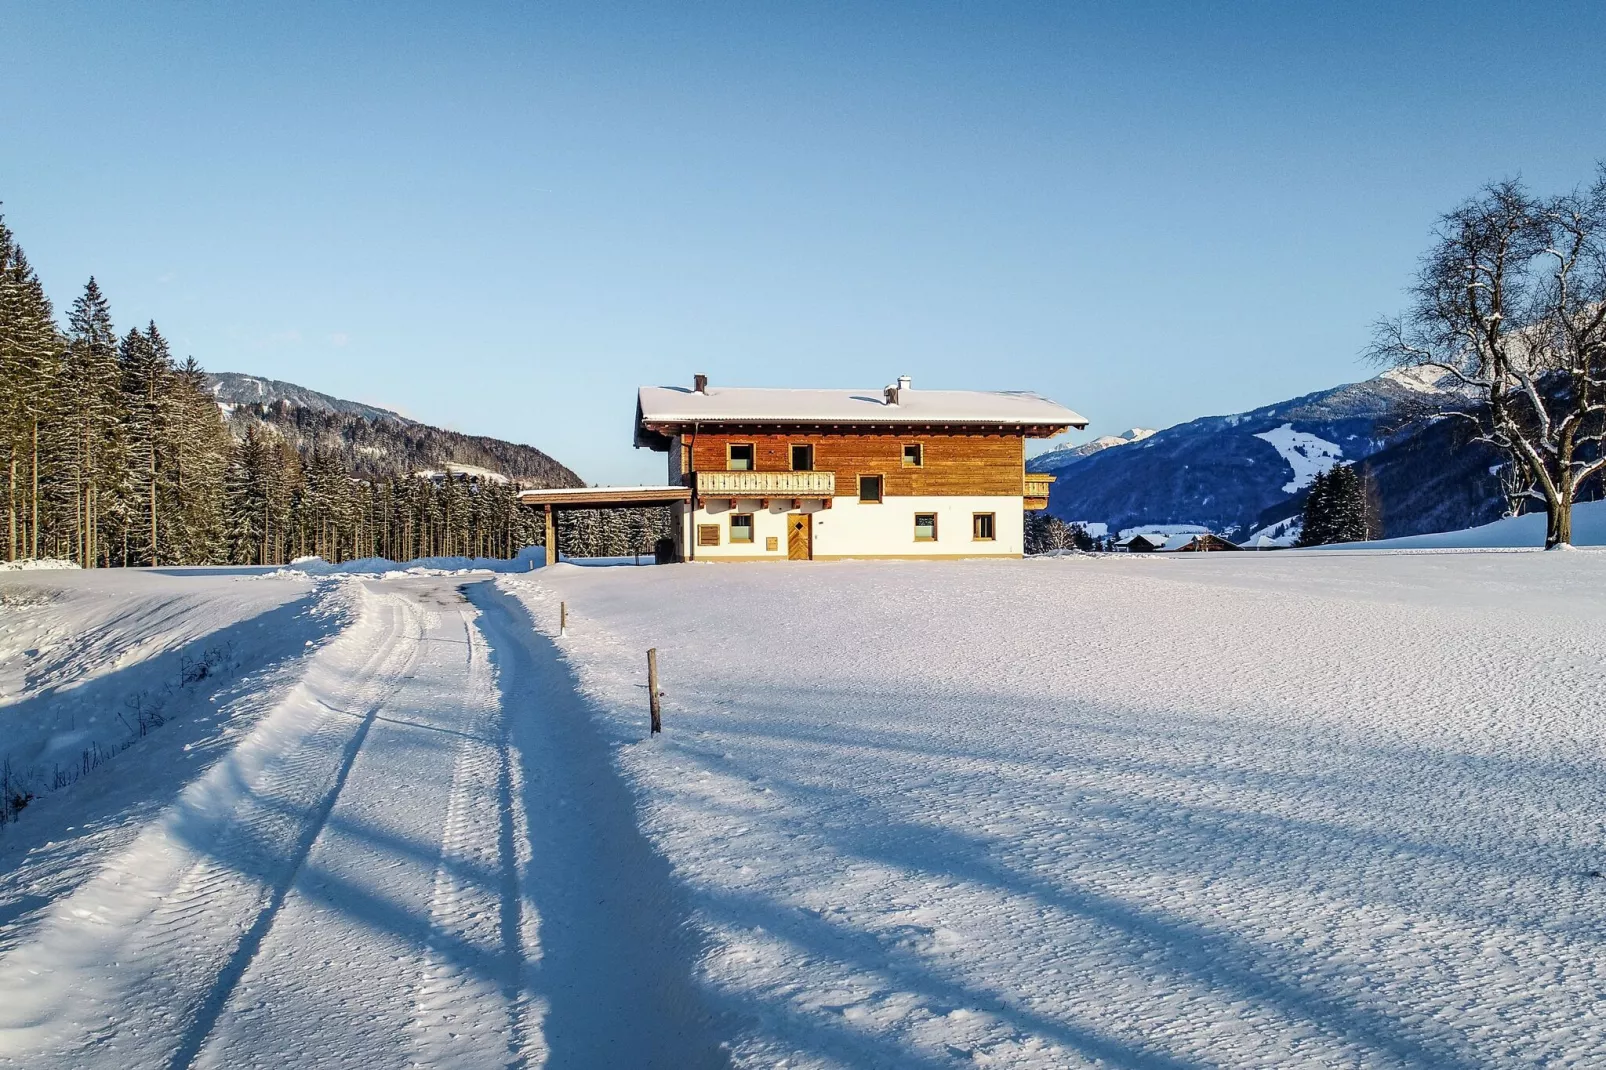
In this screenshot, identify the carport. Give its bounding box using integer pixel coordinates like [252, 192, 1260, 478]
[516, 486, 691, 563]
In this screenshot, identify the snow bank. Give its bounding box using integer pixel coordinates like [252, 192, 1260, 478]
[1344, 499, 1606, 550]
[0, 559, 81, 571]
[506, 554, 1606, 1067]
[269, 544, 547, 578]
[0, 568, 331, 831]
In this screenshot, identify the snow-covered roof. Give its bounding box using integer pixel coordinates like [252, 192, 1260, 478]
[636, 382, 1085, 446]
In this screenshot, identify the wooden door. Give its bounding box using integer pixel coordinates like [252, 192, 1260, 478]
[787, 513, 812, 560]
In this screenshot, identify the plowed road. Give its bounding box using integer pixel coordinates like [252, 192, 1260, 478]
[0, 576, 725, 1070]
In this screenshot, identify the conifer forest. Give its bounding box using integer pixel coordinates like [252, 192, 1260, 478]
[0, 211, 667, 567]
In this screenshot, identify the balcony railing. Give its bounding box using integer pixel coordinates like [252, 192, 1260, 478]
[695, 470, 836, 498]
[1024, 472, 1055, 510]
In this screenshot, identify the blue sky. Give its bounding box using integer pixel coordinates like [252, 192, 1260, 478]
[4, 3, 1604, 484]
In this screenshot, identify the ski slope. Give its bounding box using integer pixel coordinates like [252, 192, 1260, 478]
[4, 552, 1605, 1068]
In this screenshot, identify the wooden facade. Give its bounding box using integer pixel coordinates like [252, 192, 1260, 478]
[680, 430, 1028, 497]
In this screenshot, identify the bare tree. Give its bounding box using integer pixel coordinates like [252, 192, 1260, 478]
[1370, 169, 1606, 547]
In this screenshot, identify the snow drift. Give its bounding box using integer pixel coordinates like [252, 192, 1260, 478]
[1343, 499, 1606, 550]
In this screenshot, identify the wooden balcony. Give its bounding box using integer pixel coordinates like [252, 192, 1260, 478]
[1024, 472, 1055, 511]
[695, 470, 836, 500]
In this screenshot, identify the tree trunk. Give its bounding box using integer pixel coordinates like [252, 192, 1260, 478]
[8, 452, 16, 561]
[1548, 486, 1574, 548]
[30, 421, 39, 560]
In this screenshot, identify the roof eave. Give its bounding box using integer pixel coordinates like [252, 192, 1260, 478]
[637, 417, 1085, 435]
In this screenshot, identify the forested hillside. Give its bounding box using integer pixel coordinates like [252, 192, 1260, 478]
[217, 398, 579, 486]
[0, 210, 659, 566]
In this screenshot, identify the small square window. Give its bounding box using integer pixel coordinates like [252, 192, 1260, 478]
[727, 443, 754, 471]
[902, 443, 923, 467]
[914, 513, 938, 541]
[730, 513, 754, 543]
[858, 475, 883, 503]
[697, 524, 721, 547]
[790, 444, 814, 471]
[972, 513, 996, 541]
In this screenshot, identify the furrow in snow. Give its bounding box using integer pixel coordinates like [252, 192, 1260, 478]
[407, 596, 545, 1068]
[186, 580, 534, 1070]
[0, 579, 419, 1069]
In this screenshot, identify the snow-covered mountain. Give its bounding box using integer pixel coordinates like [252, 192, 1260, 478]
[1028, 427, 1155, 470]
[1041, 369, 1505, 541]
[205, 372, 415, 425]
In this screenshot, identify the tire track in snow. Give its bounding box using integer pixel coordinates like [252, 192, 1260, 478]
[166, 590, 425, 1070]
[184, 579, 539, 1069]
[406, 600, 544, 1068]
[0, 580, 422, 1069]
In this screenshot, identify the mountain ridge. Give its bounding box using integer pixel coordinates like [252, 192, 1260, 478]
[206, 372, 582, 488]
[1041, 370, 1504, 542]
[206, 371, 415, 425]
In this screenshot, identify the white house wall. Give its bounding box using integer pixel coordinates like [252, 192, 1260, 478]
[679, 495, 1024, 560]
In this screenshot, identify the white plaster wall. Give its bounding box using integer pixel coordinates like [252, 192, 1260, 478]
[682, 496, 1023, 559]
[684, 498, 813, 559]
[813, 495, 1023, 557]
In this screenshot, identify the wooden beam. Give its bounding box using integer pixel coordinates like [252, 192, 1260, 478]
[544, 503, 556, 564]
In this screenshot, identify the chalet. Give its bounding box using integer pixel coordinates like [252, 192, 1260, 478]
[1174, 533, 1241, 552]
[1116, 533, 1168, 553]
[631, 375, 1085, 561]
[1116, 531, 1240, 553]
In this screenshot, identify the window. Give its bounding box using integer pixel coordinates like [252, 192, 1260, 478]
[972, 512, 996, 541]
[730, 513, 754, 543]
[727, 443, 755, 471]
[858, 475, 883, 503]
[914, 513, 938, 541]
[902, 443, 923, 467]
[697, 524, 721, 547]
[790, 444, 814, 471]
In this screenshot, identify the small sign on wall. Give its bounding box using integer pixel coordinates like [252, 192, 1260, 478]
[766, 536, 779, 551]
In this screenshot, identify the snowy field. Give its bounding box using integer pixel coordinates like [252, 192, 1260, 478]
[511, 551, 1606, 1068]
[1, 550, 1604, 1067]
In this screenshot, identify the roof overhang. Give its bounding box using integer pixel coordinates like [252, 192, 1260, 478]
[635, 418, 1082, 449]
[517, 485, 690, 509]
[634, 385, 1087, 450]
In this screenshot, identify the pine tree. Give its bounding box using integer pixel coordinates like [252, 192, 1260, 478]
[1324, 465, 1369, 544]
[0, 225, 66, 562]
[118, 325, 174, 564]
[1297, 470, 1333, 547]
[166, 356, 229, 563]
[60, 279, 124, 566]
[1298, 465, 1369, 546]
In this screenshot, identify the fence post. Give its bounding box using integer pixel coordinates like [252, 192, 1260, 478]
[559, 601, 567, 638]
[647, 647, 662, 735]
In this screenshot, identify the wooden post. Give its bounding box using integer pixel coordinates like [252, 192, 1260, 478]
[647, 647, 662, 735]
[559, 601, 567, 637]
[544, 503, 557, 565]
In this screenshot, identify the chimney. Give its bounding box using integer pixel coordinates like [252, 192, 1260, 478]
[693, 373, 708, 394]
[885, 375, 912, 406]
